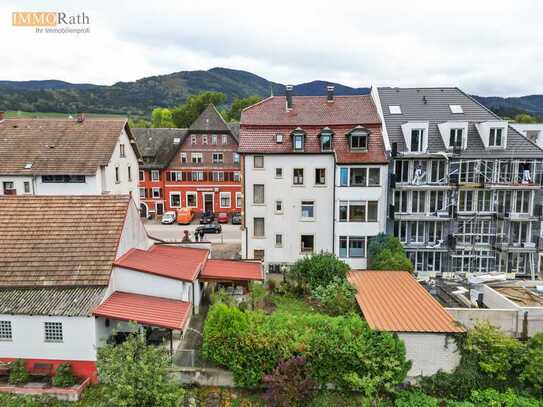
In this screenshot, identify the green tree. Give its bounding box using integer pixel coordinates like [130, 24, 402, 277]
[288, 252, 350, 292]
[368, 233, 413, 272]
[520, 333, 543, 395]
[311, 276, 358, 316]
[224, 96, 262, 121]
[513, 113, 538, 124]
[151, 107, 175, 128]
[97, 331, 184, 407]
[171, 92, 226, 128]
[128, 117, 151, 128]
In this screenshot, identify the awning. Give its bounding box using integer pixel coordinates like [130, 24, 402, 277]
[201, 259, 264, 282]
[93, 291, 191, 330]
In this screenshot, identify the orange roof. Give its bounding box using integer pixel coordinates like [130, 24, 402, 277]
[201, 259, 263, 281]
[93, 291, 191, 330]
[113, 245, 209, 282]
[347, 271, 464, 333]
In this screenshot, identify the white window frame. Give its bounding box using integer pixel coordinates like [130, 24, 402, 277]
[235, 192, 242, 208]
[315, 168, 326, 185]
[211, 134, 217, 144]
[233, 153, 240, 164]
[44, 322, 63, 343]
[186, 192, 198, 208]
[191, 135, 197, 144]
[169, 192, 181, 208]
[233, 172, 241, 182]
[301, 200, 315, 220]
[139, 187, 145, 198]
[212, 152, 224, 164]
[152, 187, 161, 199]
[222, 134, 228, 144]
[23, 181, 30, 194]
[220, 192, 231, 208]
[275, 233, 283, 247]
[180, 153, 187, 163]
[191, 153, 203, 164]
[253, 217, 265, 238]
[489, 128, 503, 147]
[275, 200, 283, 214]
[119, 143, 126, 158]
[202, 135, 208, 145]
[410, 129, 424, 152]
[254, 155, 264, 169]
[151, 170, 160, 181]
[0, 321, 12, 341]
[300, 234, 315, 253]
[275, 168, 283, 178]
[293, 168, 304, 185]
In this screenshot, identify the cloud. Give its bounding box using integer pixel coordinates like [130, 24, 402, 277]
[0, 0, 542, 96]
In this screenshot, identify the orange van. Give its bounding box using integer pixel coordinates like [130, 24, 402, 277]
[176, 208, 194, 225]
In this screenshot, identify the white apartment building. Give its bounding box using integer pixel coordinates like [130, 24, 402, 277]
[0, 113, 141, 205]
[239, 86, 388, 271]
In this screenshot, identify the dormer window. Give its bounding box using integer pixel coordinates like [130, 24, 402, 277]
[489, 128, 503, 147]
[350, 132, 368, 151]
[410, 129, 424, 152]
[449, 128, 463, 149]
[276, 133, 283, 144]
[319, 128, 333, 152]
[294, 134, 304, 150]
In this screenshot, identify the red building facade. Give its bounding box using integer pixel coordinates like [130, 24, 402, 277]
[134, 105, 241, 218]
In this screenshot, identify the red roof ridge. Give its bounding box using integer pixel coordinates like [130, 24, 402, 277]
[241, 95, 275, 113]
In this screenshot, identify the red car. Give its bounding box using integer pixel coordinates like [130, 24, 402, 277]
[217, 212, 229, 224]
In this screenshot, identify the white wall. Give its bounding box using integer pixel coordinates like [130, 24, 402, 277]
[0, 176, 34, 195]
[334, 164, 388, 269]
[243, 154, 334, 265]
[0, 315, 98, 361]
[115, 200, 151, 258]
[34, 174, 98, 195]
[398, 332, 461, 377]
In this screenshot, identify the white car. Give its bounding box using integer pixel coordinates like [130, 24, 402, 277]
[160, 211, 176, 225]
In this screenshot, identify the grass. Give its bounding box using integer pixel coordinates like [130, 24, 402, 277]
[271, 294, 320, 316]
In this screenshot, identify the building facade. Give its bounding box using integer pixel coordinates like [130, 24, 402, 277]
[239, 86, 388, 270]
[373, 87, 543, 279]
[0, 115, 141, 205]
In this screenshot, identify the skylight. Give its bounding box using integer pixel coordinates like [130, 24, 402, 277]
[173, 137, 181, 144]
[24, 163, 32, 169]
[449, 105, 464, 114]
[389, 105, 402, 114]
[275, 133, 283, 144]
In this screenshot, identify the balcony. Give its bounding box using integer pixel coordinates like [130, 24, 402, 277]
[402, 239, 448, 251]
[493, 235, 538, 252]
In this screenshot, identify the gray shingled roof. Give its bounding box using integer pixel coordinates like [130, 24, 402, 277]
[0, 286, 106, 317]
[377, 87, 543, 159]
[228, 122, 240, 142]
[132, 128, 187, 169]
[189, 104, 231, 133]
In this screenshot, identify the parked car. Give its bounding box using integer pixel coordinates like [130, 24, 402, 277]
[176, 208, 194, 225]
[217, 212, 229, 223]
[231, 212, 241, 225]
[161, 211, 177, 225]
[196, 222, 222, 234]
[199, 211, 215, 224]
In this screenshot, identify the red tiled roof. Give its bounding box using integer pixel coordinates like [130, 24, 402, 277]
[201, 259, 263, 281]
[241, 95, 380, 126]
[93, 291, 191, 330]
[347, 271, 465, 333]
[238, 125, 387, 164]
[113, 245, 209, 282]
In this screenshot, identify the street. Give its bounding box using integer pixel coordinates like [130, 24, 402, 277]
[144, 221, 242, 244]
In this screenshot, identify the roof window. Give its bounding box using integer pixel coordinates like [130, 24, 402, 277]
[389, 105, 402, 114]
[275, 133, 283, 144]
[173, 137, 181, 144]
[449, 105, 463, 114]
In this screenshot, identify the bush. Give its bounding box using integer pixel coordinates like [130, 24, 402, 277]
[9, 359, 29, 386]
[468, 388, 542, 407]
[97, 331, 184, 407]
[419, 360, 481, 400]
[520, 333, 543, 396]
[368, 233, 413, 272]
[288, 252, 350, 292]
[311, 277, 357, 316]
[210, 288, 236, 307]
[394, 390, 439, 407]
[263, 356, 315, 406]
[248, 281, 268, 310]
[52, 363, 76, 387]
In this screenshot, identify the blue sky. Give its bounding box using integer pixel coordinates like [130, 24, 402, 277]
[1, 0, 542, 96]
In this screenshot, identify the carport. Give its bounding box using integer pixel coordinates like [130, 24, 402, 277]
[201, 259, 264, 296]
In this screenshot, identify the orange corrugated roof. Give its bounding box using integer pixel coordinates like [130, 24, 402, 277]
[201, 259, 263, 281]
[347, 271, 464, 333]
[93, 291, 191, 330]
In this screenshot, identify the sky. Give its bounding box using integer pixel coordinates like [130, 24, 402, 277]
[1, 0, 542, 97]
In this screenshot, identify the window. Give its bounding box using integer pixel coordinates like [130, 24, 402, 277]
[191, 153, 203, 164]
[349, 201, 365, 222]
[254, 249, 265, 260]
[275, 200, 283, 213]
[202, 135, 208, 145]
[233, 172, 241, 182]
[254, 155, 264, 168]
[181, 153, 187, 163]
[348, 236, 365, 257]
[186, 193, 197, 208]
[170, 193, 181, 208]
[42, 175, 85, 183]
[115, 166, 120, 183]
[339, 201, 377, 222]
[119, 144, 126, 158]
[222, 135, 228, 144]
[449, 128, 463, 149]
[301, 201, 315, 218]
[478, 190, 493, 212]
[233, 153, 240, 164]
[350, 168, 367, 186]
[44, 322, 63, 343]
[254, 217, 265, 237]
[253, 184, 265, 204]
[191, 171, 204, 181]
[275, 168, 283, 178]
[389, 105, 402, 114]
[127, 166, 132, 182]
[293, 134, 304, 150]
[301, 235, 314, 253]
[220, 192, 231, 208]
[151, 170, 160, 181]
[350, 133, 367, 150]
[458, 190, 475, 212]
[411, 191, 426, 213]
[515, 190, 531, 214]
[276, 133, 284, 143]
[293, 168, 304, 185]
[320, 133, 332, 151]
[139, 170, 144, 181]
[368, 168, 380, 186]
[139, 188, 145, 198]
[410, 129, 424, 152]
[212, 171, 224, 182]
[0, 321, 12, 341]
[211, 135, 217, 144]
[23, 181, 30, 193]
[449, 105, 464, 114]
[191, 135, 197, 144]
[315, 168, 326, 185]
[236, 192, 242, 208]
[275, 234, 283, 247]
[429, 160, 446, 183]
[367, 201, 378, 222]
[395, 160, 409, 183]
[340, 167, 349, 186]
[489, 128, 503, 147]
[212, 153, 224, 163]
[152, 188, 161, 198]
[429, 191, 446, 212]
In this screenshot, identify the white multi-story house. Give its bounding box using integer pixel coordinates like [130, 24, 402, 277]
[239, 86, 388, 271]
[0, 113, 141, 205]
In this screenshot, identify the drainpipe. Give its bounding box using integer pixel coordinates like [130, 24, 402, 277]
[332, 155, 336, 255]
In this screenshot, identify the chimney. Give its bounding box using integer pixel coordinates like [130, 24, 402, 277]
[327, 85, 335, 102]
[0, 112, 4, 121]
[285, 85, 293, 110]
[76, 113, 86, 123]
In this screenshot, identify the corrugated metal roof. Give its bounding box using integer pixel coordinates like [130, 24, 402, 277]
[347, 271, 464, 333]
[201, 259, 263, 281]
[93, 291, 191, 330]
[377, 87, 543, 159]
[0, 286, 106, 317]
